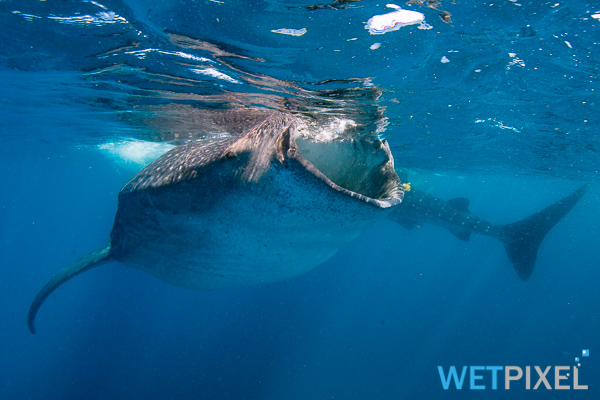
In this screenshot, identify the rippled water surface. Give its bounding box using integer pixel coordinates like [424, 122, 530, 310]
[3, 0, 599, 176]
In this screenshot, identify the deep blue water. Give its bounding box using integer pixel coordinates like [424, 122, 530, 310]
[1, 1, 599, 399]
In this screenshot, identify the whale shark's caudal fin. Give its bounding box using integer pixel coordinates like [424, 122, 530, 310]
[28, 243, 112, 334]
[500, 184, 589, 281]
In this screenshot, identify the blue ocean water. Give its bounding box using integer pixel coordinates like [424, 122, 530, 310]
[1, 0, 599, 399]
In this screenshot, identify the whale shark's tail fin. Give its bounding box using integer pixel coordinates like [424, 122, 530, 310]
[28, 243, 112, 334]
[500, 184, 589, 281]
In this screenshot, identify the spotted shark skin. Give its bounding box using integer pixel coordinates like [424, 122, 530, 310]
[28, 112, 403, 333]
[388, 185, 589, 280]
[27, 111, 588, 333]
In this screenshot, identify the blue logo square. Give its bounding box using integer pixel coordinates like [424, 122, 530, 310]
[582, 349, 589, 357]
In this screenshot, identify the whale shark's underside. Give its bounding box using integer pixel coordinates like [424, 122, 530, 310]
[28, 112, 588, 333]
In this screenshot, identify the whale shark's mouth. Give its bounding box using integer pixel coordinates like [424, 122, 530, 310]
[101, 111, 403, 207]
[293, 134, 403, 207]
[223, 111, 403, 207]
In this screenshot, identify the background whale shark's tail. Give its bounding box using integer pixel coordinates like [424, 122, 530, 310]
[499, 184, 589, 281]
[28, 243, 112, 334]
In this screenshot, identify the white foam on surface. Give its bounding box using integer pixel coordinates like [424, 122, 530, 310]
[47, 11, 128, 26]
[98, 140, 175, 166]
[507, 52, 526, 70]
[474, 118, 521, 133]
[294, 117, 358, 142]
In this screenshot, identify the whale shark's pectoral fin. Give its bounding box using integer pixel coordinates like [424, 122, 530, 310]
[446, 197, 472, 241]
[501, 184, 589, 281]
[28, 243, 112, 334]
[448, 227, 471, 242]
[396, 219, 417, 230]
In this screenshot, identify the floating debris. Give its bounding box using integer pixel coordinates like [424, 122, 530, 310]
[370, 42, 382, 50]
[441, 56, 450, 63]
[271, 28, 307, 37]
[365, 4, 427, 35]
[507, 52, 525, 70]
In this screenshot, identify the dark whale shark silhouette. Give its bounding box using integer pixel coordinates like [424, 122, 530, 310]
[28, 112, 588, 333]
[390, 186, 588, 281]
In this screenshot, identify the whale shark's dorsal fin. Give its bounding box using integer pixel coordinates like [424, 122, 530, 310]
[28, 243, 112, 334]
[398, 220, 417, 230]
[387, 183, 588, 281]
[447, 197, 470, 213]
[501, 184, 589, 281]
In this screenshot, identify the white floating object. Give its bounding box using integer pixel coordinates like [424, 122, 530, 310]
[565, 40, 572, 48]
[592, 13, 600, 19]
[271, 28, 307, 37]
[365, 5, 425, 34]
[370, 42, 382, 50]
[441, 56, 450, 63]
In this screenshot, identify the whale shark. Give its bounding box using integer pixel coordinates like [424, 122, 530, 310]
[28, 111, 588, 333]
[28, 111, 403, 333]
[388, 186, 588, 280]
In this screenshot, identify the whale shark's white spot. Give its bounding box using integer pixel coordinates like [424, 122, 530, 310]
[365, 4, 426, 35]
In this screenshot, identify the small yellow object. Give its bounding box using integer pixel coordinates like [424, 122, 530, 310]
[402, 182, 411, 192]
